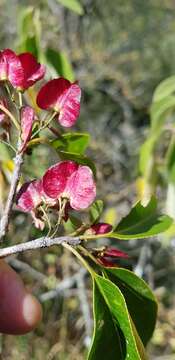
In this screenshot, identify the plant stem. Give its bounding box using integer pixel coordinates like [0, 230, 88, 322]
[0, 147, 23, 241]
[63, 243, 95, 276]
[0, 104, 20, 130]
[79, 233, 112, 241]
[18, 92, 23, 109]
[32, 111, 57, 139]
[0, 236, 80, 258]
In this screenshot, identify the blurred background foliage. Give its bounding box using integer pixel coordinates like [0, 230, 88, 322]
[1, 0, 175, 359]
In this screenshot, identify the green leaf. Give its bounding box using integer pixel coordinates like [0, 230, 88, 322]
[56, 0, 84, 15]
[139, 135, 157, 176]
[89, 200, 104, 224]
[88, 280, 123, 360]
[17, 7, 41, 59]
[64, 214, 82, 233]
[88, 274, 148, 360]
[166, 139, 175, 182]
[108, 197, 172, 239]
[104, 268, 157, 345]
[57, 150, 96, 176]
[0, 143, 11, 161]
[45, 48, 75, 81]
[51, 132, 90, 155]
[153, 76, 175, 102]
[23, 36, 39, 58]
[150, 95, 175, 133]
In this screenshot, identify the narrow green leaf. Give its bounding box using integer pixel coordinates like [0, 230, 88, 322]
[88, 274, 148, 360]
[166, 139, 175, 182]
[153, 76, 175, 102]
[104, 268, 157, 345]
[89, 200, 104, 224]
[51, 132, 90, 155]
[108, 197, 172, 239]
[139, 135, 157, 176]
[150, 95, 175, 133]
[45, 48, 75, 81]
[56, 0, 84, 15]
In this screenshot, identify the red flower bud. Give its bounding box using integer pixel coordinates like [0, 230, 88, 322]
[20, 106, 35, 152]
[36, 78, 81, 127]
[94, 247, 129, 268]
[87, 223, 113, 235]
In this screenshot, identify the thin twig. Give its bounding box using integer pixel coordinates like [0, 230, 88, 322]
[39, 269, 86, 302]
[7, 258, 47, 282]
[0, 151, 23, 240]
[134, 242, 151, 278]
[0, 235, 80, 258]
[0, 104, 20, 130]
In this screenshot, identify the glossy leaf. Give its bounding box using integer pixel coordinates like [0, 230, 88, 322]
[89, 200, 104, 224]
[51, 132, 90, 155]
[56, 0, 84, 15]
[104, 268, 157, 345]
[88, 274, 148, 360]
[108, 197, 172, 239]
[88, 280, 123, 360]
[45, 48, 75, 82]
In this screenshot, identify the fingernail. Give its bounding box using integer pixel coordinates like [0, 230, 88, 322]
[23, 294, 42, 327]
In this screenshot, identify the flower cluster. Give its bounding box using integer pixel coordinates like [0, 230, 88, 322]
[0, 48, 129, 269]
[16, 160, 96, 229]
[0, 49, 45, 91]
[0, 49, 81, 130]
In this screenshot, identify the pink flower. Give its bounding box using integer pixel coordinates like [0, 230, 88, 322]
[86, 223, 113, 235]
[42, 161, 96, 210]
[0, 49, 23, 86]
[94, 247, 129, 268]
[16, 180, 43, 212]
[18, 53, 45, 90]
[16, 179, 56, 213]
[36, 78, 81, 127]
[0, 49, 45, 90]
[20, 106, 35, 152]
[16, 179, 55, 230]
